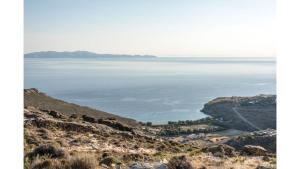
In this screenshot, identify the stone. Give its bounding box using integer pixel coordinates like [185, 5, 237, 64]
[82, 115, 96, 123]
[243, 145, 267, 156]
[202, 144, 236, 157]
[49, 110, 62, 118]
[167, 155, 194, 169]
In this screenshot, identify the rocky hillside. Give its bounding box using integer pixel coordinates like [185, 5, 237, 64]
[224, 129, 276, 153]
[24, 90, 276, 169]
[201, 95, 276, 131]
[24, 88, 138, 127]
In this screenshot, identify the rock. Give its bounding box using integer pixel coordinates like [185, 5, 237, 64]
[202, 144, 236, 157]
[129, 162, 167, 169]
[225, 129, 276, 153]
[156, 164, 168, 169]
[100, 156, 121, 167]
[49, 110, 62, 118]
[129, 163, 151, 169]
[69, 114, 78, 119]
[98, 119, 133, 132]
[242, 145, 267, 156]
[256, 165, 275, 169]
[102, 152, 110, 158]
[82, 115, 96, 123]
[123, 153, 144, 161]
[167, 155, 194, 169]
[262, 156, 270, 161]
[24, 88, 40, 94]
[221, 144, 236, 157]
[30, 116, 100, 134]
[39, 109, 50, 113]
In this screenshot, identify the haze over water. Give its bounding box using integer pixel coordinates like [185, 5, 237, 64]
[24, 57, 276, 124]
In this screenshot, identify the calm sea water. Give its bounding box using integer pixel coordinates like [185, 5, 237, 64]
[24, 57, 276, 124]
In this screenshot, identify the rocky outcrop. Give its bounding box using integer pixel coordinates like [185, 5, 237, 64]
[242, 145, 267, 156]
[25, 113, 105, 134]
[201, 144, 236, 157]
[201, 95, 276, 131]
[98, 118, 134, 132]
[24, 88, 40, 94]
[24, 88, 138, 127]
[24, 106, 185, 160]
[224, 129, 276, 153]
[167, 156, 194, 169]
[82, 115, 96, 123]
[129, 162, 167, 169]
[24, 90, 277, 169]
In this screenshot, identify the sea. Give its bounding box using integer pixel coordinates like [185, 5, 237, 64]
[24, 57, 276, 124]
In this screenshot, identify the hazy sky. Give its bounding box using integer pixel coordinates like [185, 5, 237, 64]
[25, 0, 275, 57]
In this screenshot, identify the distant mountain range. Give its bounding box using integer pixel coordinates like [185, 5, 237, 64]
[24, 51, 157, 59]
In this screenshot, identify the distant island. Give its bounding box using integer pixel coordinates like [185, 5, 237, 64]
[24, 51, 157, 59]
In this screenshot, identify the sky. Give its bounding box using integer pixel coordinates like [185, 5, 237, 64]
[24, 0, 276, 57]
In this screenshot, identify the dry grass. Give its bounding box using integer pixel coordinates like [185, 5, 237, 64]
[30, 157, 64, 169]
[26, 153, 99, 169]
[68, 154, 98, 169]
[189, 154, 276, 169]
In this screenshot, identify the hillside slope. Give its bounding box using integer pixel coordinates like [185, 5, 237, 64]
[24, 90, 276, 169]
[24, 88, 138, 127]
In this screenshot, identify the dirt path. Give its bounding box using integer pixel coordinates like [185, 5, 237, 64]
[232, 107, 261, 130]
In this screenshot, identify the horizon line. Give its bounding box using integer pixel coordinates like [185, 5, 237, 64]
[24, 50, 276, 58]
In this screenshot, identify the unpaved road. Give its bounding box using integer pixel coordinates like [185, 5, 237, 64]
[232, 107, 261, 130]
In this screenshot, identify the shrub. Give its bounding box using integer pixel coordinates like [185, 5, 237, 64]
[100, 156, 121, 167]
[167, 155, 194, 169]
[68, 154, 98, 169]
[28, 145, 65, 159]
[30, 157, 64, 169]
[122, 153, 144, 162]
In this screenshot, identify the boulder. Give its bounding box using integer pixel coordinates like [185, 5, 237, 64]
[24, 88, 40, 94]
[98, 119, 133, 132]
[129, 162, 167, 169]
[49, 110, 62, 118]
[202, 144, 236, 157]
[242, 145, 267, 156]
[69, 114, 78, 119]
[167, 155, 194, 169]
[82, 115, 96, 123]
[225, 129, 276, 153]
